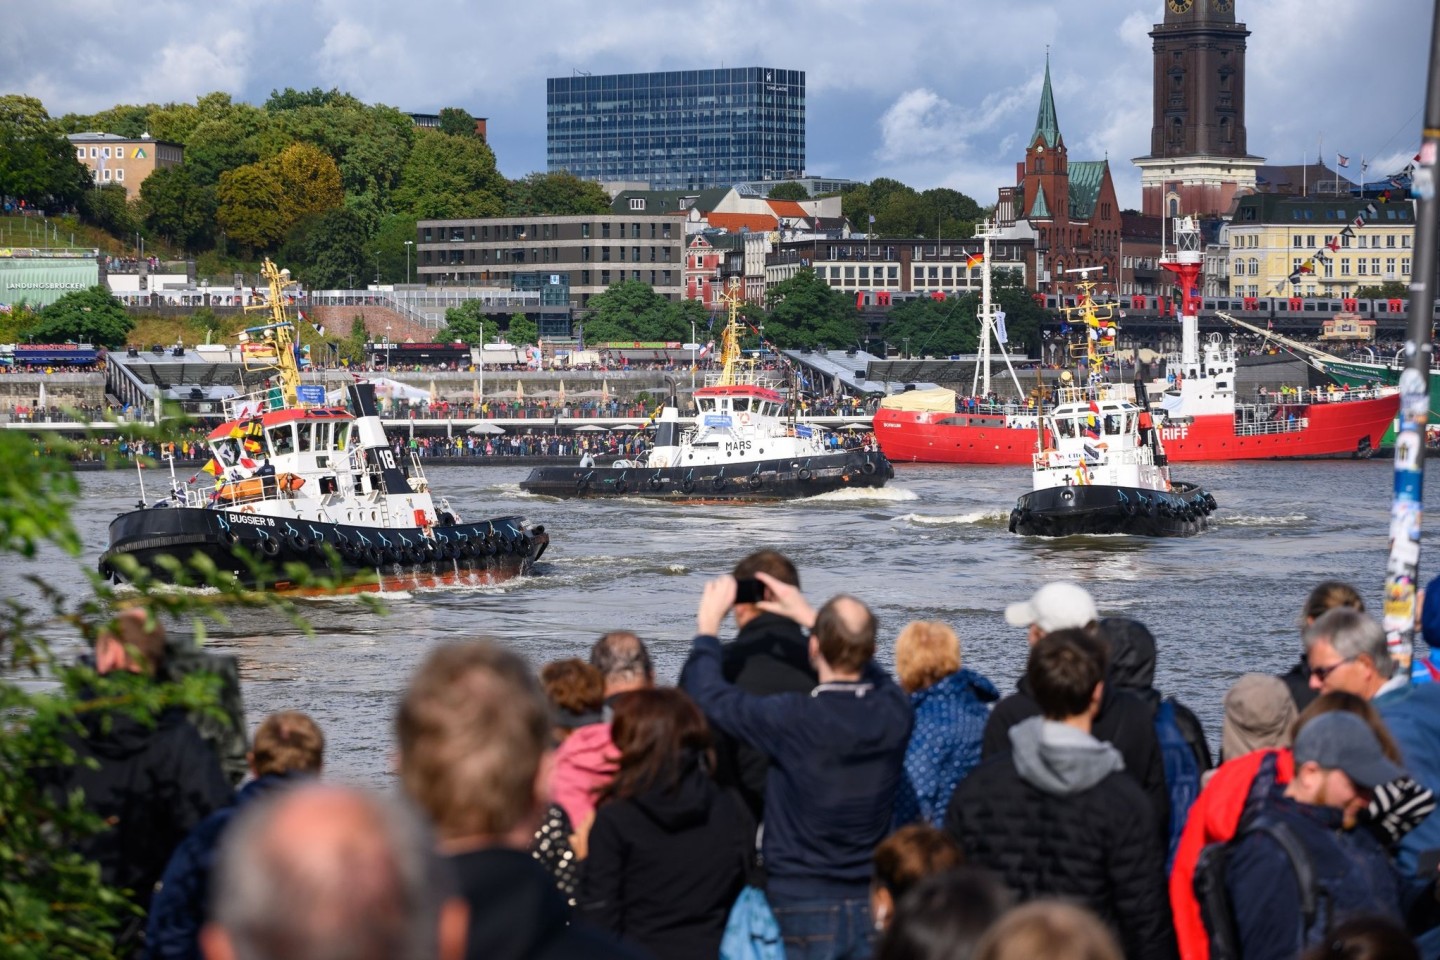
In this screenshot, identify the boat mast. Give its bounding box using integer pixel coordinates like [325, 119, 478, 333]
[1159, 216, 1204, 375]
[970, 220, 1027, 400]
[713, 278, 746, 388]
[238, 258, 303, 408]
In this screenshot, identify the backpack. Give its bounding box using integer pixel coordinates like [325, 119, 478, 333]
[1155, 698, 1202, 870]
[1193, 752, 1324, 960]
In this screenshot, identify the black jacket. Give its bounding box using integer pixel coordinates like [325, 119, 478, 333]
[982, 677, 1171, 846]
[947, 725, 1175, 960]
[1279, 655, 1320, 713]
[716, 612, 817, 821]
[44, 689, 232, 914]
[579, 757, 752, 960]
[1106, 624, 1214, 773]
[448, 847, 645, 960]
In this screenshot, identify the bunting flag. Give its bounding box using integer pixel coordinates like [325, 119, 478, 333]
[966, 252, 985, 269]
[201, 458, 221, 476]
[1272, 203, 1381, 294]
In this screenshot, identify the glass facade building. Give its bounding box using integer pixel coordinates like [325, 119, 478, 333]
[547, 67, 805, 191]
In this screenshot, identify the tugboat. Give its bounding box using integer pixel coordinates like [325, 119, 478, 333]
[1009, 273, 1217, 538]
[100, 259, 549, 590]
[519, 280, 892, 502]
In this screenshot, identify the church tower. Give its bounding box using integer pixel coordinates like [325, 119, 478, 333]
[1132, 0, 1264, 218]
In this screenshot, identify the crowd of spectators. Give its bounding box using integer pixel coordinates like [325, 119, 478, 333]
[39, 564, 1440, 960]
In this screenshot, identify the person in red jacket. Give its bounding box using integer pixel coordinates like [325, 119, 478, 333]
[1169, 692, 1404, 960]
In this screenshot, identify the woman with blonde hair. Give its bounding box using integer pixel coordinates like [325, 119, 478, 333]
[892, 621, 998, 827]
[1281, 580, 1366, 711]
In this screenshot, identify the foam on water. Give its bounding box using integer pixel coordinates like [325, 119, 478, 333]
[804, 486, 918, 503]
[900, 510, 1008, 526]
[1218, 513, 1309, 526]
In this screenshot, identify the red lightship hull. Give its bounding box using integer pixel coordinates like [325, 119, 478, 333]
[874, 392, 1398, 464]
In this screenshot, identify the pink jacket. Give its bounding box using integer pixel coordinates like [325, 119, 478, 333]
[552, 722, 618, 829]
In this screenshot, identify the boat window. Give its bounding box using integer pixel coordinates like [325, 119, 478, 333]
[1103, 415, 1120, 435]
[268, 425, 295, 456]
[297, 423, 314, 452]
[733, 397, 750, 412]
[337, 426, 352, 451]
[313, 423, 331, 451]
[1054, 418, 1076, 439]
[698, 398, 713, 412]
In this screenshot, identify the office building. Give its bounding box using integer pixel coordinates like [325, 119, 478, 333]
[68, 132, 183, 200]
[547, 67, 805, 190]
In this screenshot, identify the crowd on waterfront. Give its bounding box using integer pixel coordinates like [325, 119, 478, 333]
[43, 562, 1440, 960]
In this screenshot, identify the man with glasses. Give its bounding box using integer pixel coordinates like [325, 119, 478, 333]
[1304, 607, 1440, 882]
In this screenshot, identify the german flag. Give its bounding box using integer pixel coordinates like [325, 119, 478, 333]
[966, 252, 985, 269]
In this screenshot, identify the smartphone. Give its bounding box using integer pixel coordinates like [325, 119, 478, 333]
[734, 578, 766, 604]
[1419, 847, 1440, 876]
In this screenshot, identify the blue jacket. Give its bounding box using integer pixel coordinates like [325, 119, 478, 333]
[1227, 788, 1402, 960]
[145, 773, 308, 960]
[893, 668, 997, 828]
[680, 634, 913, 899]
[1375, 682, 1440, 876]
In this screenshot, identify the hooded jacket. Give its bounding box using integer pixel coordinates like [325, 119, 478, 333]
[681, 633, 912, 900]
[551, 721, 618, 832]
[42, 690, 232, 916]
[948, 717, 1175, 960]
[449, 847, 643, 960]
[984, 672, 1171, 845]
[894, 667, 998, 828]
[579, 754, 752, 960]
[716, 612, 817, 821]
[147, 772, 308, 960]
[1104, 618, 1213, 773]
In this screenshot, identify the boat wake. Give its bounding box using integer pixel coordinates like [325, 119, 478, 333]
[900, 509, 1009, 526]
[1217, 513, 1309, 527]
[805, 486, 917, 503]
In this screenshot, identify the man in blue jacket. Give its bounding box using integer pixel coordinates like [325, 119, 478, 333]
[681, 573, 912, 960]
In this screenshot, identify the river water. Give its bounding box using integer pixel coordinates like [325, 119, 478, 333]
[24, 460, 1438, 784]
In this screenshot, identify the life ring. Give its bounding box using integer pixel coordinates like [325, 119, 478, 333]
[680, 477, 696, 494]
[259, 537, 282, 558]
[748, 474, 762, 491]
[738, 412, 752, 426]
[239, 505, 256, 514]
[797, 468, 812, 482]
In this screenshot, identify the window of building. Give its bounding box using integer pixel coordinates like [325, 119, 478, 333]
[601, 223, 611, 239]
[631, 270, 640, 281]
[1342, 234, 1352, 247]
[632, 247, 640, 261]
[1386, 257, 1397, 276]
[582, 270, 591, 284]
[115, 168, 124, 181]
[629, 198, 644, 211]
[1249, 258, 1259, 276]
[1371, 257, 1381, 274]
[1340, 258, 1351, 276]
[1387, 234, 1397, 248]
[601, 270, 612, 285]
[1293, 236, 1304, 248]
[102, 169, 111, 181]
[75, 148, 84, 160]
[1402, 258, 1412, 275]
[582, 247, 591, 261]
[631, 223, 641, 239]
[90, 147, 98, 158]
[601, 247, 611, 262]
[1357, 259, 1368, 275]
[581, 223, 591, 239]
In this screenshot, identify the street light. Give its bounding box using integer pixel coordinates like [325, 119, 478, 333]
[373, 251, 381, 285]
[404, 240, 414, 285]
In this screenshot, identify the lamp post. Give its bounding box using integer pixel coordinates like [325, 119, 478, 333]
[404, 240, 414, 285]
[691, 320, 697, 394]
[373, 251, 381, 285]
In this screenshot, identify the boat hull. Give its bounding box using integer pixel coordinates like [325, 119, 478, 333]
[100, 507, 547, 590]
[1009, 482, 1215, 537]
[876, 392, 1397, 464]
[518, 451, 893, 501]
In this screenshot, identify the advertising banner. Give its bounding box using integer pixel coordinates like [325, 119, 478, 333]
[0, 258, 100, 308]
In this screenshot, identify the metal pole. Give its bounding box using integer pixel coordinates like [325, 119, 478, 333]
[1382, 0, 1440, 682]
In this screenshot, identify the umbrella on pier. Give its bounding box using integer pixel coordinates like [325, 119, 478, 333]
[558, 380, 567, 404]
[573, 424, 608, 432]
[467, 422, 505, 435]
[601, 380, 610, 402]
[471, 379, 480, 404]
[515, 380, 525, 400]
[613, 423, 644, 430]
[428, 378, 438, 403]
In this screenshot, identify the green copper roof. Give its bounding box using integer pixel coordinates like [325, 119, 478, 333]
[1031, 57, 1061, 149]
[1028, 185, 1052, 219]
[1069, 161, 1106, 219]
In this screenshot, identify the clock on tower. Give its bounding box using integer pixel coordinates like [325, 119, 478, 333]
[1167, 0, 1193, 12]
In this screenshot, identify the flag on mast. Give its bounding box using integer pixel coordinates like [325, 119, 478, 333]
[1336, 154, 1350, 168]
[966, 251, 985, 269]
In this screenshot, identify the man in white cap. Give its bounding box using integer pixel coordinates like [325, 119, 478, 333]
[982, 582, 1170, 845]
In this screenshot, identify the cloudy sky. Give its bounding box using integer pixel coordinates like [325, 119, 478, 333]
[5, 0, 1432, 209]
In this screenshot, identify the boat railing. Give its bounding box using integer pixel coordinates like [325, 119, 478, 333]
[702, 370, 784, 390]
[1233, 416, 1310, 437]
[1035, 445, 1156, 470]
[222, 386, 287, 420]
[1052, 384, 1136, 404]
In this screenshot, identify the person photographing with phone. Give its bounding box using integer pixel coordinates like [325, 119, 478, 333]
[708, 551, 818, 821]
[681, 567, 912, 958]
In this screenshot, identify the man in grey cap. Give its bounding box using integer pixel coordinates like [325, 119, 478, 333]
[1224, 712, 1430, 960]
[983, 582, 1170, 845]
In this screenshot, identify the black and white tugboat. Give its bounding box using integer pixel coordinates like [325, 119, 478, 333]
[519, 281, 892, 502]
[100, 259, 548, 590]
[1008, 274, 1217, 538]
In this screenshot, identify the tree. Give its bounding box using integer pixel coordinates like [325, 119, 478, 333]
[271, 142, 344, 227]
[216, 163, 286, 253]
[263, 87, 359, 113]
[506, 171, 611, 216]
[0, 95, 91, 210]
[438, 300, 498, 345]
[582, 280, 689, 342]
[1354, 281, 1409, 299]
[768, 181, 810, 201]
[181, 103, 272, 186]
[438, 107, 479, 138]
[882, 296, 980, 357]
[392, 128, 505, 220]
[283, 208, 370, 290]
[764, 269, 863, 348]
[139, 166, 217, 251]
[76, 183, 139, 237]
[28, 286, 134, 347]
[505, 313, 538, 346]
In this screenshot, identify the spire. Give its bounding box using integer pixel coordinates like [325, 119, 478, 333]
[1028, 185, 1052, 219]
[1031, 53, 1061, 150]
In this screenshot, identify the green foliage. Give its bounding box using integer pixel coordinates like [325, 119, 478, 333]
[263, 87, 360, 113]
[139, 166, 217, 252]
[372, 215, 419, 283]
[506, 171, 612, 216]
[0, 95, 92, 210]
[30, 286, 134, 347]
[76, 184, 139, 238]
[1354, 281, 1408, 299]
[438, 300, 498, 345]
[438, 107, 479, 138]
[283, 208, 370, 290]
[181, 103, 272, 187]
[392, 128, 505, 220]
[581, 279, 696, 342]
[768, 181, 810, 201]
[505, 313, 538, 346]
[883, 296, 979, 356]
[763, 269, 863, 349]
[842, 178, 985, 239]
[216, 163, 286, 253]
[271, 142, 345, 227]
